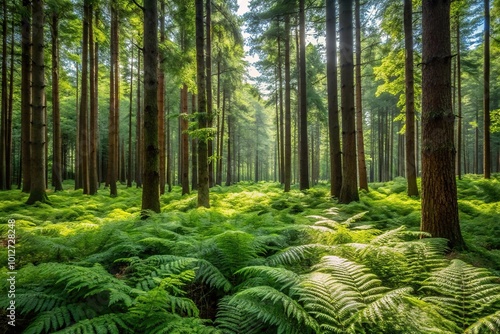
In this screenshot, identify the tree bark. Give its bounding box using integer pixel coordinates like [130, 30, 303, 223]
[158, 0, 166, 194]
[141, 0, 160, 213]
[79, 1, 90, 194]
[21, 0, 31, 193]
[191, 93, 198, 190]
[108, 0, 118, 197]
[298, 0, 309, 190]
[206, 0, 214, 188]
[26, 0, 48, 204]
[127, 44, 134, 188]
[404, 0, 418, 196]
[181, 85, 190, 195]
[136, 50, 143, 188]
[483, 0, 490, 179]
[456, 17, 462, 180]
[0, 0, 7, 189]
[196, 0, 209, 207]
[89, 6, 99, 194]
[326, 0, 342, 198]
[421, 0, 464, 250]
[355, 0, 368, 191]
[339, 0, 359, 203]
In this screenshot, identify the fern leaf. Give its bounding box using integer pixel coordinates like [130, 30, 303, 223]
[53, 313, 129, 334]
[235, 266, 300, 291]
[465, 310, 500, 334]
[23, 304, 96, 334]
[266, 244, 336, 266]
[215, 297, 265, 334]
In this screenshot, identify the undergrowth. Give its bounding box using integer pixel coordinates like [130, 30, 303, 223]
[0, 176, 499, 333]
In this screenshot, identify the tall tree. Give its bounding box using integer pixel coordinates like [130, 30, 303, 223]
[26, 0, 48, 204]
[404, 0, 418, 196]
[21, 0, 31, 193]
[196, 0, 209, 207]
[50, 9, 63, 191]
[326, 0, 342, 198]
[158, 0, 166, 194]
[108, 0, 119, 197]
[339, 0, 359, 203]
[206, 0, 214, 187]
[456, 16, 462, 179]
[284, 13, 292, 192]
[89, 6, 99, 194]
[483, 0, 490, 179]
[0, 0, 7, 190]
[420, 0, 464, 250]
[181, 85, 190, 195]
[141, 0, 160, 213]
[298, 0, 309, 190]
[136, 50, 143, 188]
[127, 44, 134, 188]
[355, 0, 368, 191]
[79, 0, 90, 194]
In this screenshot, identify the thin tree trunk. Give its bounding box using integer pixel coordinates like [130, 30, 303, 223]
[191, 93, 198, 190]
[298, 0, 309, 190]
[141, 0, 160, 213]
[127, 44, 134, 188]
[278, 31, 285, 185]
[206, 0, 214, 187]
[421, 0, 464, 250]
[181, 85, 190, 195]
[483, 0, 490, 179]
[79, 1, 90, 194]
[108, 0, 118, 197]
[158, 0, 166, 194]
[326, 0, 342, 197]
[456, 16, 462, 179]
[225, 94, 231, 186]
[217, 87, 226, 185]
[339, 0, 359, 203]
[355, 0, 368, 191]
[89, 5, 99, 194]
[0, 0, 7, 189]
[196, 0, 209, 207]
[136, 50, 142, 188]
[284, 14, 292, 192]
[50, 11, 63, 191]
[21, 0, 31, 193]
[27, 0, 48, 204]
[6, 16, 13, 189]
[404, 0, 418, 195]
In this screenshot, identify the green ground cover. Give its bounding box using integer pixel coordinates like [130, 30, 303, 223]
[1, 175, 499, 333]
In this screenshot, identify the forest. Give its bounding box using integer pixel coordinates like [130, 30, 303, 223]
[1, 0, 500, 333]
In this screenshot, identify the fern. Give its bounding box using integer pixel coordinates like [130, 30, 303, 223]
[465, 310, 500, 334]
[23, 304, 97, 334]
[215, 297, 267, 334]
[266, 243, 336, 266]
[53, 313, 130, 334]
[421, 259, 500, 329]
[235, 266, 300, 291]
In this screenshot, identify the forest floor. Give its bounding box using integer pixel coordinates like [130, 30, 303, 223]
[1, 174, 500, 333]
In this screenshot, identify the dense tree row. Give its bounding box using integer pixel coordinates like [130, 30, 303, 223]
[0, 0, 498, 246]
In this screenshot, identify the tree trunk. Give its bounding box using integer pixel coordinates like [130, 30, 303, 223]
[6, 16, 13, 189]
[206, 0, 214, 188]
[217, 87, 226, 186]
[136, 50, 143, 188]
[89, 6, 99, 194]
[158, 0, 166, 194]
[127, 44, 134, 188]
[421, 0, 464, 250]
[108, 0, 118, 197]
[181, 85, 190, 195]
[0, 0, 7, 189]
[21, 0, 31, 193]
[191, 93, 198, 190]
[404, 0, 418, 196]
[284, 14, 291, 192]
[26, 0, 48, 204]
[278, 31, 285, 185]
[339, 0, 359, 203]
[196, 0, 209, 207]
[326, 0, 342, 198]
[355, 0, 368, 191]
[79, 1, 90, 194]
[225, 94, 232, 186]
[141, 0, 160, 213]
[298, 0, 309, 190]
[483, 0, 490, 179]
[50, 11, 63, 191]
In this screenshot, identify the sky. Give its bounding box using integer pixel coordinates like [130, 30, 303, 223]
[236, 0, 262, 83]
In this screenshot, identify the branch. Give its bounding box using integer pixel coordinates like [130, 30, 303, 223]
[132, 0, 144, 11]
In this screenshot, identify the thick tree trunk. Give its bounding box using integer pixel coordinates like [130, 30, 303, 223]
[196, 0, 209, 207]
[483, 0, 490, 179]
[339, 0, 359, 203]
[141, 0, 160, 213]
[51, 12, 63, 191]
[404, 0, 418, 196]
[26, 0, 48, 204]
[21, 0, 31, 193]
[298, 0, 309, 190]
[355, 0, 368, 191]
[421, 0, 464, 250]
[326, 0, 342, 198]
[284, 14, 292, 192]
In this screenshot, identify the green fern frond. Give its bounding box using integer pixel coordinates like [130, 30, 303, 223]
[235, 266, 300, 291]
[229, 286, 319, 333]
[266, 244, 336, 266]
[465, 310, 500, 334]
[314, 256, 388, 303]
[215, 296, 266, 334]
[398, 238, 449, 283]
[421, 259, 500, 328]
[23, 303, 97, 334]
[15, 291, 66, 314]
[360, 286, 413, 323]
[53, 313, 129, 334]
